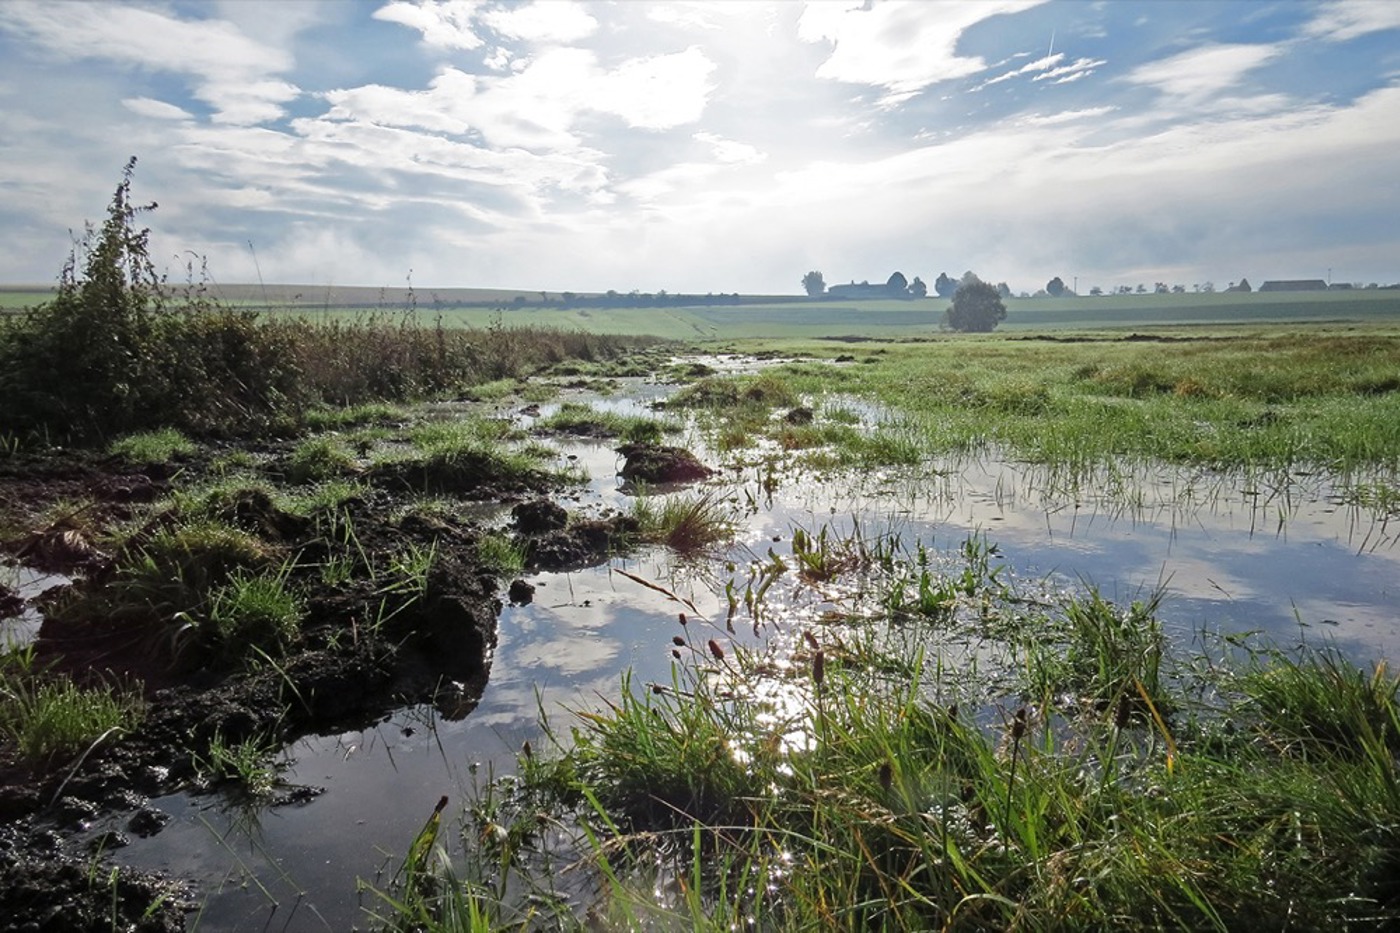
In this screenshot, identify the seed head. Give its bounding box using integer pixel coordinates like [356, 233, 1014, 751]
[708, 639, 725, 661]
[812, 650, 825, 687]
[1011, 707, 1028, 741]
[672, 635, 686, 647]
[678, 612, 688, 626]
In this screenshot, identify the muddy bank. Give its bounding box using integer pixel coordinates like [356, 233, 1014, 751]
[0, 440, 560, 928]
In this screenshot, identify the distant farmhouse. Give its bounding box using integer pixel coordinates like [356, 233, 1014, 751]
[1258, 279, 1328, 292]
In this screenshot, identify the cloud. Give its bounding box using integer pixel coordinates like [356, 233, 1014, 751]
[123, 97, 194, 121]
[373, 0, 485, 51]
[694, 132, 766, 165]
[1019, 106, 1116, 126]
[797, 0, 1048, 105]
[1033, 57, 1106, 83]
[1126, 43, 1282, 101]
[320, 44, 715, 152]
[1302, 0, 1400, 41]
[0, 1, 297, 124]
[590, 46, 716, 129]
[977, 52, 1063, 88]
[482, 1, 597, 43]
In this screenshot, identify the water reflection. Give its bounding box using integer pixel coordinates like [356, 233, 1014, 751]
[109, 361, 1399, 928]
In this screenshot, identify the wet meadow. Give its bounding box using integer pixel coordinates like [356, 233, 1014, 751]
[3, 171, 1400, 930]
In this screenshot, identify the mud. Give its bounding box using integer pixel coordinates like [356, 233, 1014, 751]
[0, 439, 562, 929]
[616, 442, 713, 484]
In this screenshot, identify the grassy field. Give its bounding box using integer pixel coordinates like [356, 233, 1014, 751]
[6, 284, 1397, 336]
[260, 288, 1400, 337]
[675, 328, 1400, 484]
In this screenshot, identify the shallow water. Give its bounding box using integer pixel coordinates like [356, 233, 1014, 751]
[110, 363, 1400, 929]
[0, 564, 68, 646]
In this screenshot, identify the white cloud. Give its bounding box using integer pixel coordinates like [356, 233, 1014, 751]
[978, 52, 1063, 88]
[694, 132, 766, 165]
[482, 1, 597, 44]
[1033, 56, 1106, 82]
[373, 0, 485, 51]
[122, 97, 194, 121]
[797, 0, 1048, 104]
[1302, 0, 1400, 41]
[320, 44, 714, 152]
[0, 1, 297, 124]
[1019, 106, 1116, 126]
[1127, 43, 1282, 101]
[589, 46, 716, 129]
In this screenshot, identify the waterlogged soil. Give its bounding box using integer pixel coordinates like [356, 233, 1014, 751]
[4, 353, 1399, 929]
[0, 428, 672, 929]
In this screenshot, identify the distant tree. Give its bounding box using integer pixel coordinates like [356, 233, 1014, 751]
[909, 276, 928, 298]
[1154, 282, 1169, 294]
[959, 270, 982, 289]
[1172, 284, 1186, 294]
[1046, 276, 1066, 297]
[886, 271, 909, 295]
[995, 282, 1012, 299]
[944, 279, 1007, 332]
[1135, 283, 1147, 294]
[1201, 281, 1215, 293]
[802, 270, 826, 297]
[1089, 286, 1103, 296]
[934, 272, 957, 298]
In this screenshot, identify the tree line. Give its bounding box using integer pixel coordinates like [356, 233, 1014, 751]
[802, 269, 1007, 332]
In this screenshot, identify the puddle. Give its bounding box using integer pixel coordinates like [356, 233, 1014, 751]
[108, 360, 1400, 928]
[0, 564, 69, 646]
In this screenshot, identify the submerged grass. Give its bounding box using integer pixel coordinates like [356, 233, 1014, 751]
[372, 523, 1400, 931]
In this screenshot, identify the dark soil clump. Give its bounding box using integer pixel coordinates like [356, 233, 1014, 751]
[617, 443, 713, 484]
[525, 515, 641, 572]
[0, 440, 517, 926]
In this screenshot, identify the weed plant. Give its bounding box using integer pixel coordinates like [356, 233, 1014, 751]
[476, 533, 527, 577]
[0, 645, 144, 769]
[286, 435, 358, 484]
[107, 428, 197, 464]
[631, 491, 735, 555]
[535, 402, 676, 443]
[201, 566, 304, 663]
[192, 729, 286, 798]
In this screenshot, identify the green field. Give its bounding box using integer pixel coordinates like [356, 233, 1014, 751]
[265, 289, 1400, 337]
[0, 288, 52, 310]
[6, 283, 1399, 337]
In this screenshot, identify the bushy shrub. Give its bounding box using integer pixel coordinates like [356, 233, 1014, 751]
[0, 158, 301, 440]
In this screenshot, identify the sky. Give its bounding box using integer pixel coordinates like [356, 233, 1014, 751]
[1, 0, 1398, 296]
